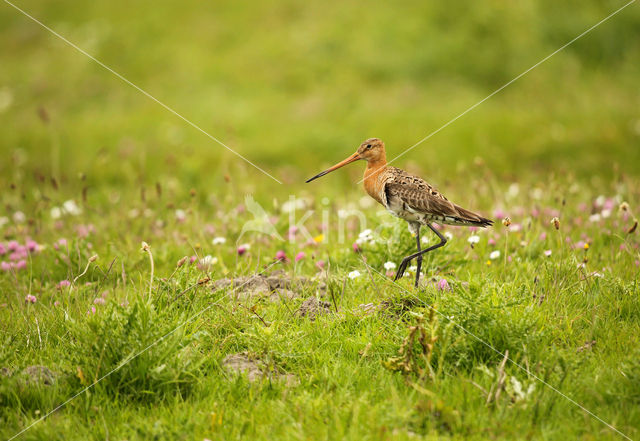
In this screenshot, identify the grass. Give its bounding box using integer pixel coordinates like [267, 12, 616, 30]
[1, 0, 640, 440]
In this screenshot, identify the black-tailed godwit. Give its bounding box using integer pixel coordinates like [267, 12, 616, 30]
[306, 138, 493, 287]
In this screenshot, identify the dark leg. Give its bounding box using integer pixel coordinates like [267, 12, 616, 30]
[394, 224, 447, 284]
[414, 228, 422, 288]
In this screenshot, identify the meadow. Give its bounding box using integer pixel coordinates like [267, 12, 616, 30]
[1, 0, 640, 439]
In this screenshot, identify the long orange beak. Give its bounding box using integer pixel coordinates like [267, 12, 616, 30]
[306, 152, 362, 183]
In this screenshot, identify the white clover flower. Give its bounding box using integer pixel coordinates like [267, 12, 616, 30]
[530, 188, 544, 200]
[383, 261, 397, 270]
[489, 250, 500, 260]
[468, 235, 480, 245]
[544, 250, 552, 257]
[239, 243, 251, 250]
[175, 209, 186, 221]
[200, 255, 218, 266]
[281, 198, 306, 213]
[421, 236, 430, 244]
[13, 211, 26, 223]
[408, 265, 417, 273]
[601, 209, 611, 219]
[212, 237, 226, 245]
[358, 229, 373, 239]
[62, 199, 82, 216]
[348, 270, 361, 279]
[595, 195, 606, 207]
[589, 213, 601, 223]
[444, 232, 453, 240]
[507, 183, 520, 199]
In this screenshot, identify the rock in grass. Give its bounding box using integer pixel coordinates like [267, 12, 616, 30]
[213, 272, 325, 302]
[19, 365, 58, 385]
[297, 297, 332, 321]
[222, 352, 297, 385]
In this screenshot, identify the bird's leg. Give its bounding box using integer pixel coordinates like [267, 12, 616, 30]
[394, 224, 447, 284]
[414, 228, 422, 288]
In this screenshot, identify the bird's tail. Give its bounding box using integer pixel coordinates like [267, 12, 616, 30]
[452, 205, 493, 227]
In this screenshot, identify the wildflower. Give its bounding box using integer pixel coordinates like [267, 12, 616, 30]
[175, 209, 186, 222]
[15, 260, 27, 270]
[25, 294, 37, 304]
[93, 297, 106, 305]
[551, 217, 560, 230]
[488, 238, 496, 246]
[316, 260, 325, 270]
[295, 252, 305, 262]
[348, 270, 361, 279]
[0, 243, 5, 255]
[486, 260, 492, 266]
[26, 240, 38, 252]
[468, 235, 480, 245]
[356, 229, 374, 245]
[0, 261, 11, 271]
[62, 200, 82, 216]
[436, 279, 451, 291]
[57, 280, 71, 289]
[444, 232, 453, 240]
[544, 250, 552, 257]
[237, 244, 248, 255]
[583, 243, 589, 250]
[494, 209, 506, 219]
[212, 237, 226, 245]
[502, 217, 511, 227]
[601, 209, 612, 219]
[510, 223, 523, 232]
[619, 201, 629, 212]
[87, 306, 97, 315]
[386, 270, 395, 278]
[589, 213, 601, 223]
[539, 232, 547, 241]
[7, 240, 19, 251]
[199, 255, 218, 267]
[0, 216, 8, 227]
[281, 198, 306, 213]
[383, 261, 397, 270]
[313, 234, 324, 243]
[189, 255, 197, 264]
[176, 256, 188, 267]
[50, 207, 62, 219]
[489, 250, 500, 260]
[352, 242, 361, 253]
[275, 250, 287, 262]
[13, 211, 26, 223]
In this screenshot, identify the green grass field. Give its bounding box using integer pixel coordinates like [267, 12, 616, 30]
[1, 1, 640, 440]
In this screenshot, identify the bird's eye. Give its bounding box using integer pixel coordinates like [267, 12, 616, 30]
[366, 144, 372, 149]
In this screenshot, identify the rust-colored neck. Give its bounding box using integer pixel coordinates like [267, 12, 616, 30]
[362, 156, 388, 204]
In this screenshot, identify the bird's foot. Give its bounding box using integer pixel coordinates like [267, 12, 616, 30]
[394, 259, 410, 282]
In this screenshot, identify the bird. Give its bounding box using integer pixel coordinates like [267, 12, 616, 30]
[306, 138, 493, 288]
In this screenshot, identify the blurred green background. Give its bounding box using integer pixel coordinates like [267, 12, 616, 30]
[1, 0, 639, 194]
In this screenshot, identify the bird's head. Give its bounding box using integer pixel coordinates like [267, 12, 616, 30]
[356, 138, 385, 162]
[305, 138, 386, 183]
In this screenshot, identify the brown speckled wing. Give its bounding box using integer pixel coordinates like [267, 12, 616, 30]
[385, 168, 492, 227]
